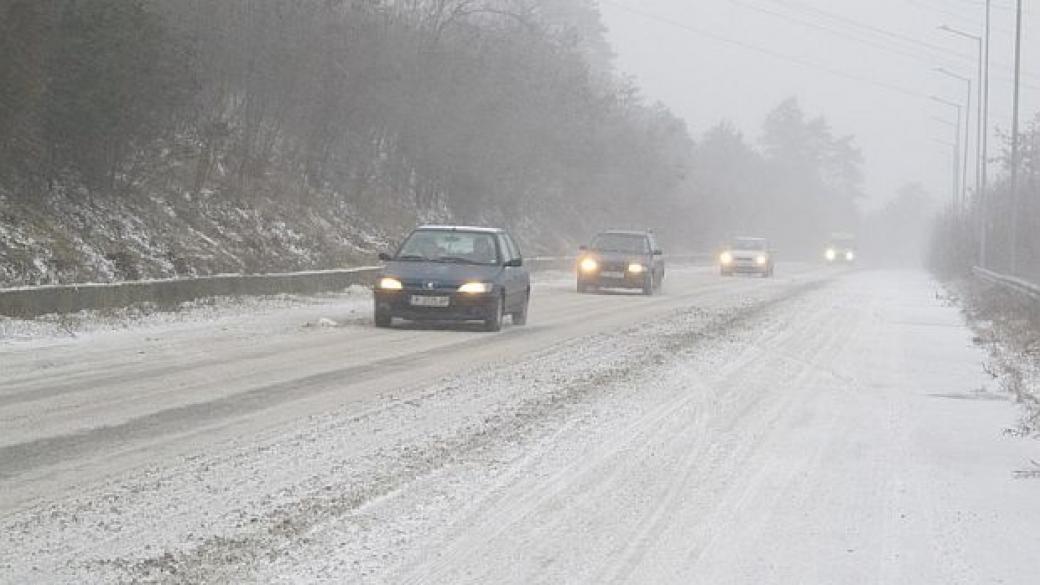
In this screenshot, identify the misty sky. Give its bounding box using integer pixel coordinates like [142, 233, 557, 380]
[599, 0, 1039, 210]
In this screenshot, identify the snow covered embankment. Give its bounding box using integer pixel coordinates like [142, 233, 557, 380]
[957, 277, 1040, 434]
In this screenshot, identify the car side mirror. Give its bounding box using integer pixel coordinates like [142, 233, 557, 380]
[378, 252, 393, 262]
[653, 249, 663, 256]
[505, 257, 523, 268]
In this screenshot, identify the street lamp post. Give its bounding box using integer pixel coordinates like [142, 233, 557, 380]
[1009, 0, 1023, 274]
[932, 96, 964, 209]
[933, 119, 960, 205]
[934, 139, 959, 205]
[935, 68, 973, 209]
[938, 26, 984, 200]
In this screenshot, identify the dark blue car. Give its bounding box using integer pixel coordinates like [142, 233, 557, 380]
[374, 226, 531, 331]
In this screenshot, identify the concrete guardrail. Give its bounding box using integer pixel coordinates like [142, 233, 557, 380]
[0, 254, 710, 319]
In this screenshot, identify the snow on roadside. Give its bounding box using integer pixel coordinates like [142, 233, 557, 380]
[0, 286, 374, 347]
[950, 279, 1040, 434]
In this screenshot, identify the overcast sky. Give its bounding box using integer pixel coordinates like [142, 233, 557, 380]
[599, 0, 1038, 210]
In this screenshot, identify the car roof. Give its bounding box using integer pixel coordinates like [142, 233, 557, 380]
[415, 225, 505, 234]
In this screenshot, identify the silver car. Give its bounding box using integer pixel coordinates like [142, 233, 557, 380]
[719, 237, 774, 277]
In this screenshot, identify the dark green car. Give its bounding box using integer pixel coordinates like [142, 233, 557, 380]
[576, 230, 665, 295]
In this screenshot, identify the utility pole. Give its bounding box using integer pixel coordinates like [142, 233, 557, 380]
[1009, 0, 1023, 274]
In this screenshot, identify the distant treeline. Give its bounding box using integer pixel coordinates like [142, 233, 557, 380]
[1, 0, 865, 266]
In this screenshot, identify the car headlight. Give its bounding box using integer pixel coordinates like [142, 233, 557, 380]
[627, 263, 645, 274]
[379, 277, 403, 290]
[756, 255, 768, 265]
[458, 282, 492, 294]
[720, 252, 733, 265]
[825, 249, 837, 261]
[579, 257, 599, 273]
[845, 251, 855, 261]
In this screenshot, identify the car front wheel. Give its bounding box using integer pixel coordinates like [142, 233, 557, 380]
[642, 273, 655, 296]
[512, 291, 530, 326]
[484, 294, 505, 332]
[374, 309, 392, 328]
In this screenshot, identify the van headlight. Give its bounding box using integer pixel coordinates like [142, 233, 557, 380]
[720, 252, 734, 265]
[379, 277, 403, 290]
[825, 248, 837, 261]
[627, 263, 645, 274]
[756, 255, 768, 265]
[458, 282, 492, 294]
[845, 251, 855, 261]
[580, 257, 599, 273]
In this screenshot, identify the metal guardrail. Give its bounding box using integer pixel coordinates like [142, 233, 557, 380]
[0, 253, 711, 319]
[972, 266, 1040, 300]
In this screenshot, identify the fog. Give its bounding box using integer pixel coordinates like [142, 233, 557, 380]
[1, 0, 1037, 282]
[4, 3, 1040, 582]
[601, 0, 1039, 211]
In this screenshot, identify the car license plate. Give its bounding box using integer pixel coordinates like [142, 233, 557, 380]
[410, 295, 450, 307]
[601, 271, 625, 279]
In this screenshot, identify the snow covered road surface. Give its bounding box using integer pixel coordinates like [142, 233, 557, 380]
[1, 267, 1038, 584]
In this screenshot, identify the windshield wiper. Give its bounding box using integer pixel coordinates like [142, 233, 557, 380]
[433, 256, 486, 265]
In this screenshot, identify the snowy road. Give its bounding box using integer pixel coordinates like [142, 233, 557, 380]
[2, 267, 1038, 583]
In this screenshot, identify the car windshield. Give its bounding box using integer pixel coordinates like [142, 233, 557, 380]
[591, 234, 649, 254]
[731, 238, 767, 251]
[396, 230, 500, 265]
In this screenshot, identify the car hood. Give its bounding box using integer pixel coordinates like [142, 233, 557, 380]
[586, 251, 646, 264]
[730, 249, 768, 256]
[382, 261, 504, 286]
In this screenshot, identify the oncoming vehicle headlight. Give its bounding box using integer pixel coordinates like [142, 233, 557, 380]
[628, 263, 645, 274]
[580, 257, 599, 273]
[458, 282, 493, 294]
[379, 277, 403, 290]
[825, 248, 837, 261]
[720, 252, 734, 265]
[756, 255, 768, 266]
[845, 251, 855, 261]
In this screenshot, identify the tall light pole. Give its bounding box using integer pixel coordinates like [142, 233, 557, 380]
[1009, 0, 1023, 274]
[981, 0, 992, 267]
[934, 139, 959, 205]
[938, 26, 983, 200]
[933, 119, 960, 205]
[935, 67, 973, 209]
[932, 96, 964, 208]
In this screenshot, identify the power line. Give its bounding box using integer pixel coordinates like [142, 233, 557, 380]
[598, 0, 930, 101]
[728, 0, 977, 71]
[762, 0, 979, 62]
[747, 0, 1040, 87]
